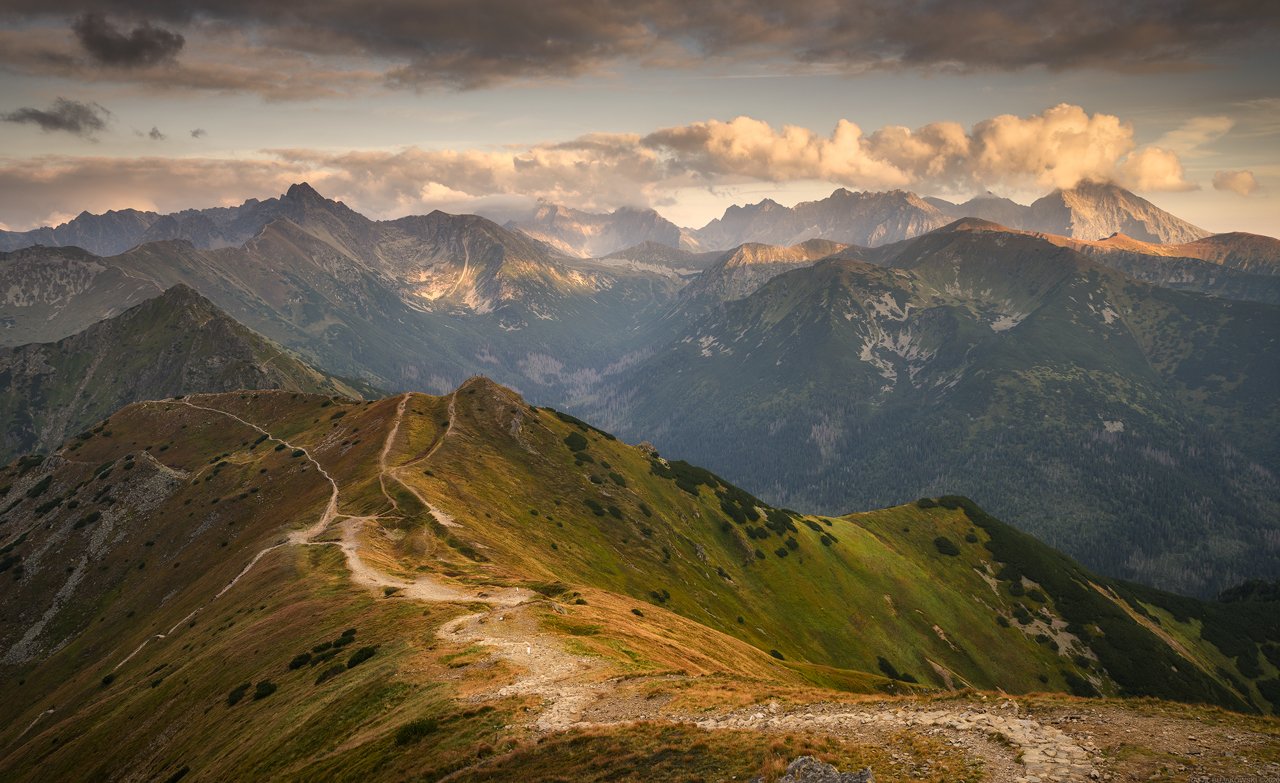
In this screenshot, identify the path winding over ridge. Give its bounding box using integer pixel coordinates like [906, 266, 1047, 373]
[106, 391, 1099, 781]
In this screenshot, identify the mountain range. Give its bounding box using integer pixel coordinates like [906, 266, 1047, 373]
[3, 181, 1210, 262]
[0, 379, 1276, 780]
[603, 221, 1279, 596]
[1, 183, 1276, 597]
[0, 284, 370, 459]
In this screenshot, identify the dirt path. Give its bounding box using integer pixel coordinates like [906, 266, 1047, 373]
[691, 703, 1095, 783]
[440, 608, 611, 732]
[117, 393, 1103, 782]
[391, 389, 463, 528]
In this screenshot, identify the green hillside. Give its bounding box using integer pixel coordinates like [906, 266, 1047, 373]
[0, 285, 373, 461]
[608, 227, 1280, 596]
[0, 380, 1277, 782]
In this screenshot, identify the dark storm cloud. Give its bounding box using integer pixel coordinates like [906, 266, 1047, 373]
[71, 12, 185, 67]
[0, 1, 1276, 90]
[148, 126, 165, 140]
[1, 97, 110, 136]
[190, 128, 206, 138]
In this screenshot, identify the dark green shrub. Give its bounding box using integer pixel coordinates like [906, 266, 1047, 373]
[563, 432, 588, 452]
[252, 681, 277, 700]
[1063, 671, 1099, 698]
[25, 476, 53, 498]
[314, 665, 344, 685]
[769, 649, 785, 660]
[933, 536, 960, 556]
[101, 674, 115, 687]
[227, 683, 251, 705]
[585, 499, 605, 516]
[347, 646, 377, 668]
[631, 608, 644, 617]
[73, 511, 101, 530]
[1237, 650, 1262, 679]
[394, 718, 439, 745]
[915, 497, 937, 509]
[288, 653, 312, 670]
[1257, 678, 1280, 708]
[774, 547, 789, 558]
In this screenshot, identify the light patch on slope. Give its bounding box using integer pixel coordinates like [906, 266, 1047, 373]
[990, 314, 1025, 332]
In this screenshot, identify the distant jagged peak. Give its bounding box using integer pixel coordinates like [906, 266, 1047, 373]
[284, 181, 326, 201]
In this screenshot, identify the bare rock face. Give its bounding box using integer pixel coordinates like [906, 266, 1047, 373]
[1025, 182, 1208, 244]
[774, 756, 874, 783]
[692, 189, 950, 250]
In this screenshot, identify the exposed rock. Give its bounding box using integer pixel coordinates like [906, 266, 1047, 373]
[776, 756, 873, 783]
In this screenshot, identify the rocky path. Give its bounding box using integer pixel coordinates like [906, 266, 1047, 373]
[692, 704, 1096, 783]
[440, 609, 610, 732]
[121, 394, 1103, 782]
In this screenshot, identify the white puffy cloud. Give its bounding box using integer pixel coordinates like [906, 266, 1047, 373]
[645, 104, 1190, 193]
[1118, 147, 1194, 192]
[0, 104, 1200, 229]
[1212, 170, 1260, 197]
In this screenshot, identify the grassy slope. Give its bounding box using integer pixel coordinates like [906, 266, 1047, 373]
[0, 381, 1276, 781]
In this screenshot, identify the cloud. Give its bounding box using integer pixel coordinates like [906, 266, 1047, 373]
[0, 26, 382, 101]
[1155, 116, 1235, 156]
[0, 104, 1203, 230]
[645, 105, 1190, 192]
[1, 97, 111, 137]
[0, 1, 1275, 94]
[190, 128, 207, 138]
[148, 126, 166, 140]
[1213, 169, 1259, 196]
[72, 13, 185, 67]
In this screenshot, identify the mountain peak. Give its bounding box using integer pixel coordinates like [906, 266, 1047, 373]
[284, 182, 326, 202]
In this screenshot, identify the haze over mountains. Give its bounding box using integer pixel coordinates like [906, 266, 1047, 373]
[1, 182, 1276, 598]
[1, 180, 1209, 261]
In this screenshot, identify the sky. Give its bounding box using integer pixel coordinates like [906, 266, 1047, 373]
[0, 1, 1277, 235]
